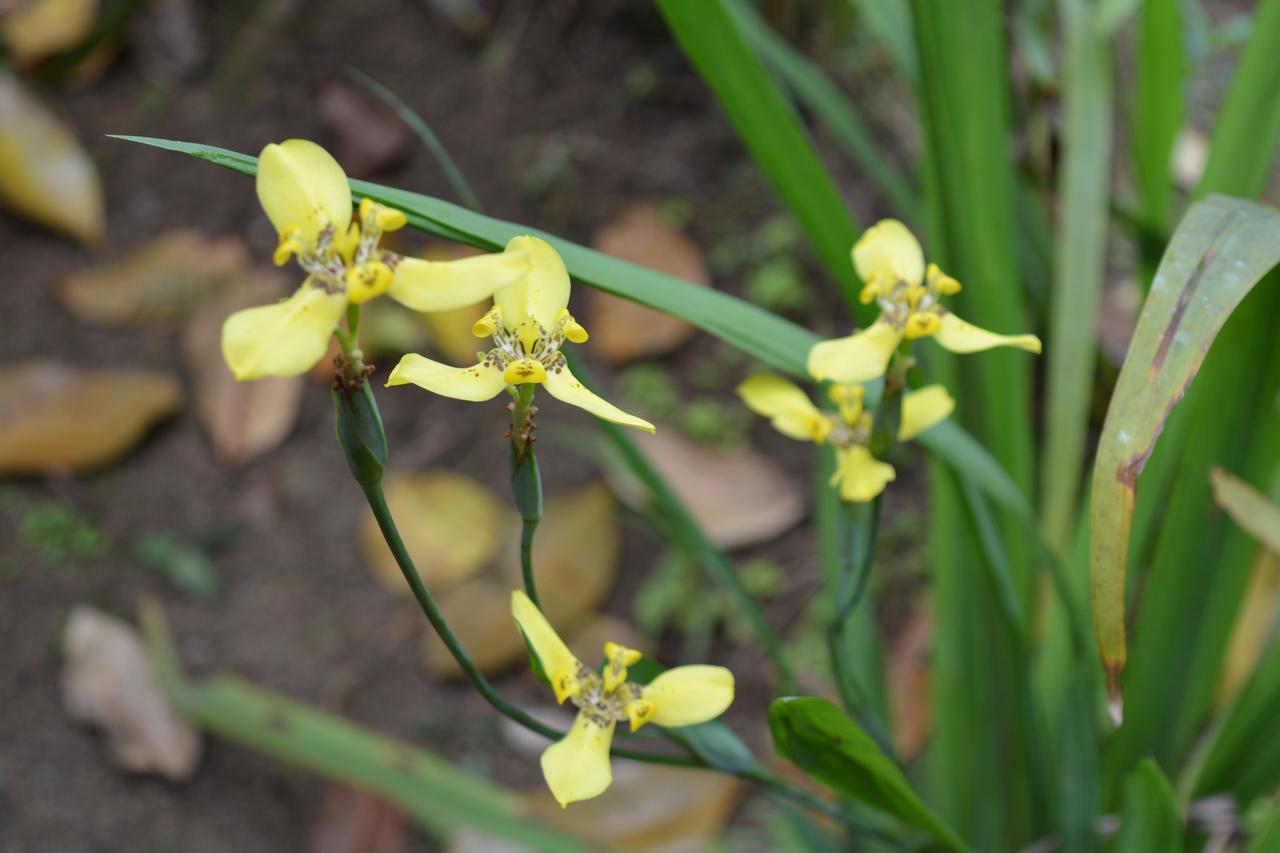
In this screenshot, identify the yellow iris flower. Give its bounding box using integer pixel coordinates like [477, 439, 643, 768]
[807, 219, 1042, 384]
[738, 375, 954, 502]
[222, 139, 528, 380]
[511, 590, 734, 807]
[387, 236, 655, 433]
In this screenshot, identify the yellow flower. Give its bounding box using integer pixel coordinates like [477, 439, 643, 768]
[222, 139, 528, 380]
[511, 590, 733, 807]
[387, 236, 655, 433]
[807, 220, 1042, 384]
[737, 374, 954, 502]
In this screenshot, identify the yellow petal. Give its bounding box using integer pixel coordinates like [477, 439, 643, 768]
[898, 385, 955, 441]
[807, 319, 904, 383]
[387, 253, 529, 312]
[933, 312, 1042, 355]
[496, 236, 570, 332]
[510, 590, 582, 694]
[643, 665, 734, 728]
[832, 446, 895, 502]
[540, 713, 615, 807]
[503, 357, 547, 385]
[736, 374, 829, 443]
[256, 139, 352, 243]
[852, 219, 925, 288]
[385, 354, 507, 401]
[221, 281, 347, 380]
[543, 363, 655, 433]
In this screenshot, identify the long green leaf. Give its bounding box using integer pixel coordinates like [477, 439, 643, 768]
[845, 0, 917, 83]
[1114, 760, 1182, 853]
[728, 0, 918, 221]
[1131, 0, 1184, 234]
[1040, 0, 1114, 551]
[768, 697, 967, 852]
[656, 0, 865, 312]
[1090, 195, 1280, 710]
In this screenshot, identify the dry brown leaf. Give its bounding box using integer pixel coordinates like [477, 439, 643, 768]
[60, 606, 202, 779]
[0, 71, 104, 244]
[318, 78, 411, 179]
[309, 784, 408, 853]
[1, 0, 98, 67]
[887, 602, 933, 761]
[60, 230, 249, 328]
[363, 470, 515, 596]
[0, 362, 181, 475]
[613, 430, 804, 549]
[526, 762, 744, 852]
[425, 483, 620, 677]
[183, 272, 304, 466]
[587, 204, 710, 365]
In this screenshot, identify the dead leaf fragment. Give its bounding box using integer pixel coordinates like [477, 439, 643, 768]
[318, 78, 411, 179]
[588, 204, 710, 364]
[363, 470, 515, 596]
[0, 71, 104, 243]
[0, 362, 181, 475]
[60, 230, 249, 328]
[60, 606, 202, 779]
[183, 272, 304, 465]
[613, 430, 804, 549]
[2, 0, 98, 67]
[886, 603, 932, 761]
[309, 784, 408, 853]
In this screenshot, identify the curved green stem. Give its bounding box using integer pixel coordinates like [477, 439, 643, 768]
[509, 384, 543, 607]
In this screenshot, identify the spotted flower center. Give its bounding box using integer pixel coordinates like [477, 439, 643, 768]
[860, 262, 962, 340]
[553, 642, 656, 733]
[473, 306, 588, 386]
[275, 198, 406, 304]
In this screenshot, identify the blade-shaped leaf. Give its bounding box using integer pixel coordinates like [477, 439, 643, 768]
[1209, 467, 1280, 554]
[1114, 759, 1182, 853]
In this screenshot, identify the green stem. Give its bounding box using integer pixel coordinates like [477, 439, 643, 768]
[509, 384, 543, 607]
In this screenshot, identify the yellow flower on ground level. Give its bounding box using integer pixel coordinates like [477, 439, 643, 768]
[807, 219, 1042, 384]
[387, 236, 655, 433]
[222, 139, 528, 380]
[510, 590, 734, 807]
[737, 374, 953, 502]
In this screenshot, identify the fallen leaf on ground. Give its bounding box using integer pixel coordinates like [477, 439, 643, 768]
[184, 272, 304, 465]
[60, 605, 202, 779]
[0, 362, 181, 475]
[886, 602, 933, 761]
[0, 71, 104, 244]
[60, 230, 249, 328]
[1172, 126, 1209, 191]
[309, 784, 408, 853]
[362, 470, 515, 596]
[318, 77, 411, 179]
[425, 483, 620, 676]
[1, 0, 98, 67]
[587, 204, 709, 364]
[610, 429, 804, 549]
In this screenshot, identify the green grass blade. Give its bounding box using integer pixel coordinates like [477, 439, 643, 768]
[656, 0, 865, 312]
[1114, 760, 1182, 853]
[1131, 0, 1184, 234]
[728, 0, 919, 221]
[845, 0, 917, 84]
[1040, 0, 1115, 552]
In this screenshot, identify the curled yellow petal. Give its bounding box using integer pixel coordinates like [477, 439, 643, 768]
[543, 363, 655, 433]
[898, 385, 955, 441]
[387, 253, 528, 313]
[933, 311, 1042, 355]
[385, 354, 507, 401]
[807, 319, 904, 384]
[256, 139, 351, 244]
[496, 236, 570, 332]
[221, 281, 347, 380]
[832, 445, 895, 502]
[642, 665, 734, 728]
[852, 219, 925, 289]
[736, 374, 829, 443]
[510, 590, 582, 697]
[540, 713, 615, 807]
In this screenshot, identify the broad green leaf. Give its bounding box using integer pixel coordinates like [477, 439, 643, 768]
[656, 0, 865, 312]
[1114, 760, 1182, 853]
[768, 697, 967, 852]
[1090, 195, 1280, 713]
[727, 0, 918, 221]
[1210, 467, 1280, 554]
[137, 603, 581, 851]
[1040, 0, 1114, 551]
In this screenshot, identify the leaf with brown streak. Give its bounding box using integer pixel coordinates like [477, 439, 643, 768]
[1090, 196, 1280, 721]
